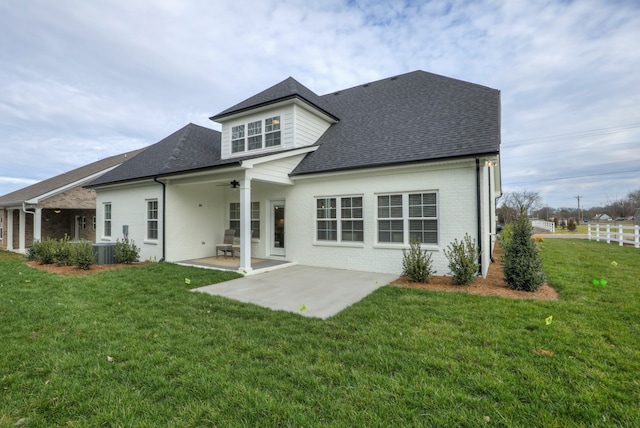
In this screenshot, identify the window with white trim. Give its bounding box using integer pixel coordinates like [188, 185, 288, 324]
[377, 192, 438, 245]
[147, 200, 158, 240]
[104, 203, 112, 237]
[265, 116, 281, 147]
[231, 116, 281, 153]
[232, 124, 245, 153]
[229, 202, 260, 238]
[0, 216, 3, 241]
[247, 120, 262, 150]
[316, 196, 363, 242]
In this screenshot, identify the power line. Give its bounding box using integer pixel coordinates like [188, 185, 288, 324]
[503, 139, 640, 160]
[504, 123, 640, 147]
[506, 168, 640, 186]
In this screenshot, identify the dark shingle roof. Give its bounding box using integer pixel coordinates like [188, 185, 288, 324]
[87, 124, 225, 187]
[87, 70, 500, 188]
[211, 77, 340, 121]
[291, 70, 500, 175]
[0, 148, 145, 206]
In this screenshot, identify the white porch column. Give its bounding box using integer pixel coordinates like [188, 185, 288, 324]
[6, 209, 14, 251]
[239, 178, 252, 274]
[34, 208, 42, 242]
[18, 209, 26, 253]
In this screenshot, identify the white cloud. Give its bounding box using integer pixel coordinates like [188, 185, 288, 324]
[1, 0, 639, 208]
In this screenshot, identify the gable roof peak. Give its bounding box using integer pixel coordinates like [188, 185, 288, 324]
[210, 76, 339, 122]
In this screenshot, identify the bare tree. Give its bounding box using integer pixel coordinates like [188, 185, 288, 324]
[501, 190, 543, 220]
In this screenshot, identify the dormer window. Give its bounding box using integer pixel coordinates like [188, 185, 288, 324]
[230, 116, 282, 154]
[265, 116, 281, 147]
[231, 124, 245, 153]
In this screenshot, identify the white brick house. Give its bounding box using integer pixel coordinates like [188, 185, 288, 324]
[87, 71, 501, 277]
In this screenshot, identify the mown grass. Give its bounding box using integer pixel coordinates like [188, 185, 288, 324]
[1, 240, 639, 427]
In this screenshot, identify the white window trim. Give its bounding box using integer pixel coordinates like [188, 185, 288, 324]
[229, 201, 261, 242]
[145, 199, 159, 243]
[228, 115, 282, 156]
[0, 215, 3, 241]
[314, 195, 364, 246]
[374, 191, 439, 249]
[103, 202, 112, 239]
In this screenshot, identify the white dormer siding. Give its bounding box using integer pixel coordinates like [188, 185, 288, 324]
[218, 100, 334, 160]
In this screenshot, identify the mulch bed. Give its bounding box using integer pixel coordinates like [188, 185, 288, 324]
[25, 260, 151, 275]
[390, 242, 558, 300]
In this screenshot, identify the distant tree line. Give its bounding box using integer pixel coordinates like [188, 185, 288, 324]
[497, 188, 640, 224]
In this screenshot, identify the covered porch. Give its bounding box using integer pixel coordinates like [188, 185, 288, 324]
[162, 147, 314, 273]
[177, 255, 293, 274]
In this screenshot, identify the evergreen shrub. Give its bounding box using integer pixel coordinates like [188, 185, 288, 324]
[502, 214, 545, 292]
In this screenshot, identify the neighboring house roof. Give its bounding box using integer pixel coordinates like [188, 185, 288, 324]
[89, 70, 500, 187]
[211, 77, 340, 122]
[0, 148, 146, 207]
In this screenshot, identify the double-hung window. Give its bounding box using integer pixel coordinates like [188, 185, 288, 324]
[229, 202, 260, 238]
[247, 121, 262, 150]
[377, 192, 438, 245]
[265, 116, 281, 147]
[231, 124, 245, 153]
[147, 200, 158, 240]
[104, 203, 112, 237]
[316, 196, 363, 242]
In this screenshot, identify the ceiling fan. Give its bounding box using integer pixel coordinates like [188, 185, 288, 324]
[216, 180, 240, 189]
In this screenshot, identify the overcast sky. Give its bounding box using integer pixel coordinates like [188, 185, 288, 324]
[1, 0, 639, 209]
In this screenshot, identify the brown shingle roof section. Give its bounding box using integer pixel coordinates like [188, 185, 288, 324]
[0, 148, 146, 206]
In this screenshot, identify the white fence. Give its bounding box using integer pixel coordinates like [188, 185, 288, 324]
[532, 220, 555, 233]
[588, 224, 640, 248]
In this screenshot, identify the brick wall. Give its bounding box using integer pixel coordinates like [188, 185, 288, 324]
[40, 187, 97, 209]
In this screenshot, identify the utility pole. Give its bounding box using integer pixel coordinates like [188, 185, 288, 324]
[575, 195, 582, 223]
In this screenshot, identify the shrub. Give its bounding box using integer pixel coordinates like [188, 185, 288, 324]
[53, 235, 73, 266]
[28, 238, 58, 265]
[114, 238, 140, 264]
[443, 233, 479, 285]
[402, 238, 434, 283]
[71, 241, 95, 270]
[499, 223, 513, 249]
[502, 214, 546, 292]
[567, 218, 577, 231]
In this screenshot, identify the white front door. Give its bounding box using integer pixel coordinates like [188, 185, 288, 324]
[271, 200, 285, 256]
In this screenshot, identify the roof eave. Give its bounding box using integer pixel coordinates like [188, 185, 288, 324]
[290, 150, 501, 177]
[210, 94, 340, 123]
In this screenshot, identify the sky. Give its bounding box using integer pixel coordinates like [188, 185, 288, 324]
[1, 0, 639, 210]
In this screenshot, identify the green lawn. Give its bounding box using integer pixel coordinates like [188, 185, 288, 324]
[1, 241, 639, 427]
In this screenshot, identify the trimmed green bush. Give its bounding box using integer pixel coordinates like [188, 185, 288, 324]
[71, 241, 95, 270]
[502, 214, 545, 292]
[402, 238, 434, 282]
[53, 235, 72, 266]
[114, 238, 140, 264]
[28, 238, 59, 265]
[567, 218, 577, 231]
[443, 233, 479, 285]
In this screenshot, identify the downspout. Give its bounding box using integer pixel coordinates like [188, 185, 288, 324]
[488, 164, 495, 263]
[475, 158, 482, 276]
[153, 177, 166, 262]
